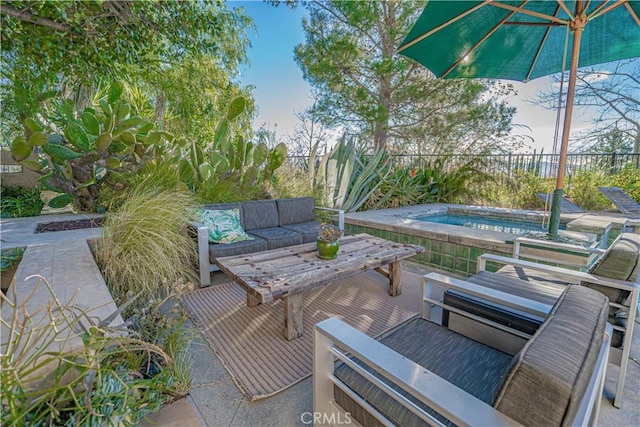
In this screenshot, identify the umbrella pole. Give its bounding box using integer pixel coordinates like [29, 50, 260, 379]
[549, 20, 584, 236]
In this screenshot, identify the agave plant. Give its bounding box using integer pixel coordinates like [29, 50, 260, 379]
[314, 135, 391, 212]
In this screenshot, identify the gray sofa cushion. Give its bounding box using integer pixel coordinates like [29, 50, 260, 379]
[335, 317, 513, 427]
[277, 197, 316, 226]
[493, 285, 609, 427]
[249, 227, 303, 250]
[242, 200, 279, 231]
[208, 235, 268, 260]
[281, 221, 320, 243]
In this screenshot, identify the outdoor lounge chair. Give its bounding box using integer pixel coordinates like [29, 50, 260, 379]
[535, 192, 584, 213]
[314, 283, 612, 426]
[436, 232, 640, 408]
[598, 187, 640, 216]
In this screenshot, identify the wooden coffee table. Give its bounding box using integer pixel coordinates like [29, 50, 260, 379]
[214, 233, 424, 340]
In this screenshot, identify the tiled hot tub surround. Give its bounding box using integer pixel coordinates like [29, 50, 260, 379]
[344, 204, 627, 277]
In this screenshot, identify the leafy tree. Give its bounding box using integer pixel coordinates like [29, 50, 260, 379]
[122, 53, 255, 147]
[536, 59, 639, 157]
[1, 0, 253, 143]
[294, 0, 517, 153]
[287, 101, 331, 158]
[575, 128, 633, 155]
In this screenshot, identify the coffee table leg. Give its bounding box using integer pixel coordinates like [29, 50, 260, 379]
[283, 293, 304, 340]
[247, 292, 261, 307]
[389, 261, 402, 296]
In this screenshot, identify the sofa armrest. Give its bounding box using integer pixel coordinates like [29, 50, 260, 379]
[314, 317, 522, 427]
[191, 221, 213, 287]
[512, 236, 606, 271]
[315, 207, 345, 233]
[423, 272, 553, 319]
[421, 272, 550, 347]
[478, 253, 639, 292]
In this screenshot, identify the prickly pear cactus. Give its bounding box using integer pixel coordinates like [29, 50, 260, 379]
[10, 82, 169, 212]
[173, 95, 288, 193]
[263, 142, 288, 183]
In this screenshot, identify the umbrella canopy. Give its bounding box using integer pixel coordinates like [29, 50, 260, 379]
[398, 0, 640, 235]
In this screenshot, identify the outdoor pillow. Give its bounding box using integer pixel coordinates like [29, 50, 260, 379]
[197, 209, 253, 244]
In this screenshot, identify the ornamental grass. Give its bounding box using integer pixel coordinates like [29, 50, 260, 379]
[96, 187, 198, 308]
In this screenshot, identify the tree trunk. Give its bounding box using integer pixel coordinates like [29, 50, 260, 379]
[373, 1, 396, 152]
[634, 125, 639, 168]
[155, 89, 167, 131]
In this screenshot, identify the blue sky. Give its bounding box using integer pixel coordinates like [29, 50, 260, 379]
[234, 1, 310, 139]
[233, 1, 597, 153]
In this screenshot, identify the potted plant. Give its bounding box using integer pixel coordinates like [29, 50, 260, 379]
[317, 222, 341, 259]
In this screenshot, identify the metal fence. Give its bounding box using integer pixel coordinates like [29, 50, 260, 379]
[287, 152, 639, 181]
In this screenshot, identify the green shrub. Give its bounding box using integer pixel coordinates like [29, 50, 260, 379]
[473, 170, 554, 209]
[95, 188, 198, 309]
[1, 247, 24, 272]
[268, 163, 318, 200]
[366, 166, 430, 209]
[0, 185, 43, 218]
[609, 163, 640, 202]
[567, 169, 611, 211]
[413, 155, 492, 205]
[196, 175, 265, 203]
[0, 276, 181, 426]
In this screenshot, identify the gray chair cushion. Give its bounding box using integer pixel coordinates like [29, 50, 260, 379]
[583, 233, 639, 344]
[587, 233, 640, 281]
[277, 197, 316, 226]
[281, 221, 320, 243]
[584, 233, 640, 293]
[249, 227, 303, 250]
[335, 317, 513, 427]
[242, 200, 279, 231]
[493, 285, 609, 427]
[470, 271, 566, 305]
[208, 236, 267, 260]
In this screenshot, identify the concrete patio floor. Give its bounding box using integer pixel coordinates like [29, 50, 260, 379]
[2, 213, 639, 426]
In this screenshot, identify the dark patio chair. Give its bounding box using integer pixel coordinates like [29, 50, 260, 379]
[535, 192, 584, 213]
[598, 187, 640, 216]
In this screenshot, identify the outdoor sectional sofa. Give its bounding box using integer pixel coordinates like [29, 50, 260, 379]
[314, 282, 612, 426]
[194, 197, 344, 286]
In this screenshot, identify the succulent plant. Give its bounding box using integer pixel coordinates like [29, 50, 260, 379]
[181, 96, 288, 192]
[10, 83, 168, 212]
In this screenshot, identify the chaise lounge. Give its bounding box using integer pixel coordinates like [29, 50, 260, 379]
[598, 187, 640, 216]
[535, 192, 584, 213]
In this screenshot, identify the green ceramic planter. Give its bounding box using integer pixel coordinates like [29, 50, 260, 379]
[316, 239, 339, 260]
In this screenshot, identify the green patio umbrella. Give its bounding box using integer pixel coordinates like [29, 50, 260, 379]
[398, 0, 640, 235]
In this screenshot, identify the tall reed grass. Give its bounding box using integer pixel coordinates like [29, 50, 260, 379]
[96, 188, 198, 306]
